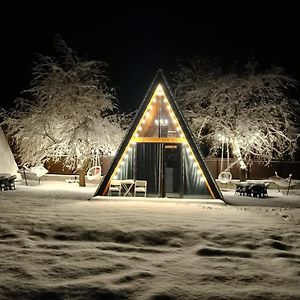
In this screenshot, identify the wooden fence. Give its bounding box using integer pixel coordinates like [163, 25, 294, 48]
[45, 156, 300, 180]
[205, 158, 300, 180]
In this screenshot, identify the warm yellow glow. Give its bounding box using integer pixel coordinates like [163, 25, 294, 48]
[106, 83, 216, 199]
[132, 137, 186, 143]
[156, 84, 164, 96]
[108, 86, 166, 181]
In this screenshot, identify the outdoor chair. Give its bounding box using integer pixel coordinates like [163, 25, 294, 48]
[235, 183, 242, 195]
[134, 180, 147, 197]
[235, 182, 251, 196]
[239, 186, 249, 196]
[5, 175, 17, 190]
[0, 175, 16, 191]
[262, 183, 269, 197]
[0, 176, 6, 191]
[108, 179, 122, 196]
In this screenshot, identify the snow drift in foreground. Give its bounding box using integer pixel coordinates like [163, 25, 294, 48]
[0, 184, 299, 300]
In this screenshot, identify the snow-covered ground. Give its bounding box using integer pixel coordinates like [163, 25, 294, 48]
[0, 181, 299, 299]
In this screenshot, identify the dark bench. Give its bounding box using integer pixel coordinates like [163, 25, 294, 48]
[0, 176, 6, 191]
[0, 175, 17, 191]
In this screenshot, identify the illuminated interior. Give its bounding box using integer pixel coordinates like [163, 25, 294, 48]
[106, 84, 214, 198]
[132, 84, 183, 139]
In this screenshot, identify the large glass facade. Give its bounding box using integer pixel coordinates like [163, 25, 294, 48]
[113, 142, 211, 198]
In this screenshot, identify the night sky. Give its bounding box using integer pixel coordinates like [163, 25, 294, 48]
[1, 1, 299, 112]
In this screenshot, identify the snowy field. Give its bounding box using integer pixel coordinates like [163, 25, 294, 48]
[0, 182, 299, 300]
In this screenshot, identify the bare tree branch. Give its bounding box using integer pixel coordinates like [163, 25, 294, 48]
[174, 58, 300, 172]
[1, 37, 125, 170]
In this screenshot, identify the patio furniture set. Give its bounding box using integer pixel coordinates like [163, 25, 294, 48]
[108, 179, 147, 197]
[235, 182, 269, 198]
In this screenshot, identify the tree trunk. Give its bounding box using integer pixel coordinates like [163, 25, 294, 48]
[231, 138, 247, 181]
[239, 168, 247, 181]
[78, 168, 86, 187]
[77, 158, 91, 187]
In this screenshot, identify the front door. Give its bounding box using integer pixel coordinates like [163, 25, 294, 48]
[163, 144, 182, 198]
[136, 143, 159, 196]
[135, 143, 182, 198]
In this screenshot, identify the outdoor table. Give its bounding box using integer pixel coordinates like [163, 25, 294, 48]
[236, 182, 268, 198]
[121, 179, 135, 197]
[249, 182, 269, 198]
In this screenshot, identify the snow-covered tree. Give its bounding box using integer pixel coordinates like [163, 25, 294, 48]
[174, 58, 300, 180]
[1, 36, 125, 186]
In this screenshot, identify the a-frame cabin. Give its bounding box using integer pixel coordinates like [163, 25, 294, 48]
[94, 70, 223, 200]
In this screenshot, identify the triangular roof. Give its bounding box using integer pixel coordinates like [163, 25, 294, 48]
[94, 69, 223, 199]
[0, 126, 20, 178]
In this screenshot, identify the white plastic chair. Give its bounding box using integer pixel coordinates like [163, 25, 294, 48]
[108, 180, 122, 196]
[87, 166, 101, 181]
[218, 171, 232, 184]
[134, 180, 147, 197]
